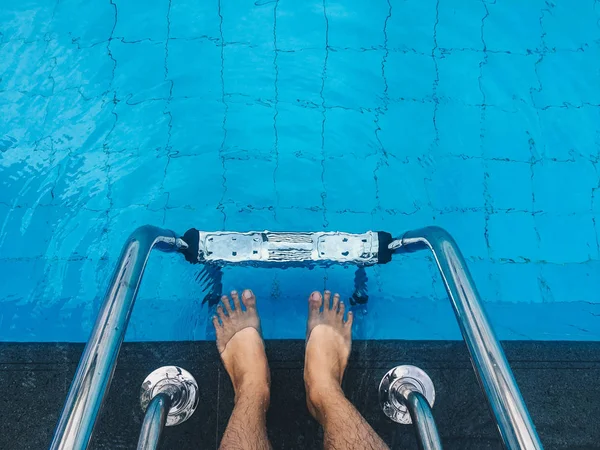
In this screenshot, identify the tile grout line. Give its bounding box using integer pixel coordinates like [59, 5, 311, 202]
[272, 0, 280, 223]
[478, 0, 491, 261]
[160, 0, 173, 226]
[319, 0, 330, 291]
[318, 0, 329, 231]
[371, 0, 392, 297]
[532, 4, 549, 300]
[217, 0, 229, 230]
[99, 0, 119, 288]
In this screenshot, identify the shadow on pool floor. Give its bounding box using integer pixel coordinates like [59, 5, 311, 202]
[1, 340, 599, 449]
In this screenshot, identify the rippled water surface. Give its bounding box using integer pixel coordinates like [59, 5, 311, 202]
[1, 0, 599, 341]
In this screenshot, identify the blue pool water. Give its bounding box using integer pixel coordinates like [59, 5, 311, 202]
[0, 0, 599, 342]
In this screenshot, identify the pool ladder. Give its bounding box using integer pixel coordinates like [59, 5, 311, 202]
[49, 225, 543, 450]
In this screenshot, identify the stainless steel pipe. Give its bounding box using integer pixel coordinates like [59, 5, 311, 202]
[50, 226, 184, 450]
[379, 365, 442, 450]
[397, 389, 443, 450]
[391, 226, 543, 449]
[137, 393, 171, 450]
[137, 365, 199, 450]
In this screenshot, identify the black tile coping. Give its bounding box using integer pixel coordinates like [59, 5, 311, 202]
[1, 340, 599, 449]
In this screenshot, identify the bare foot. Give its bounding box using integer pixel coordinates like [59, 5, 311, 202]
[304, 290, 353, 418]
[213, 289, 270, 402]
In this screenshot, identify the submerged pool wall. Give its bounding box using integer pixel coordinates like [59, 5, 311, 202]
[0, 0, 599, 341]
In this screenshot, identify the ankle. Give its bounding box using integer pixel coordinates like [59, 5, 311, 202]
[235, 380, 270, 405]
[305, 378, 344, 412]
[224, 356, 270, 401]
[304, 363, 343, 396]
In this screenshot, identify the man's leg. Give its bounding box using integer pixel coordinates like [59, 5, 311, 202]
[213, 289, 271, 450]
[304, 291, 389, 450]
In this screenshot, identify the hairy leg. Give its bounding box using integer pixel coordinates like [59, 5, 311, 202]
[214, 290, 271, 450]
[304, 291, 389, 450]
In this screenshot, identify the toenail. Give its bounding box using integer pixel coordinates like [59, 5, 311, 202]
[242, 289, 253, 299]
[311, 292, 321, 300]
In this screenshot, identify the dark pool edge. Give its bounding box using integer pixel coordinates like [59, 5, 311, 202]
[2, 340, 600, 449]
[2, 339, 600, 364]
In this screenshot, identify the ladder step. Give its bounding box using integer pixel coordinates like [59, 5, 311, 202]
[180, 229, 394, 266]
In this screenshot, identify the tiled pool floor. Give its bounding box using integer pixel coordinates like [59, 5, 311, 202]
[0, 0, 599, 341]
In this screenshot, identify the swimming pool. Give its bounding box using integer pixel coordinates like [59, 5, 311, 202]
[0, 0, 599, 342]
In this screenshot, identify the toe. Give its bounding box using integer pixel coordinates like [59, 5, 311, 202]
[221, 295, 233, 314]
[212, 315, 222, 330]
[324, 290, 332, 309]
[217, 305, 227, 322]
[231, 290, 242, 311]
[339, 301, 346, 317]
[345, 310, 354, 328]
[242, 289, 256, 308]
[332, 293, 340, 312]
[308, 291, 323, 318]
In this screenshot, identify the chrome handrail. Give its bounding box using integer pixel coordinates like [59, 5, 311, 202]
[137, 393, 171, 450]
[402, 390, 442, 450]
[379, 365, 442, 450]
[50, 226, 187, 450]
[391, 226, 543, 450]
[137, 365, 199, 450]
